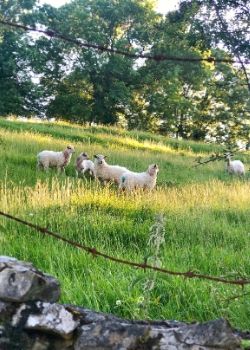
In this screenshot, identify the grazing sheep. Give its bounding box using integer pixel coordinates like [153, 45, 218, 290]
[225, 154, 245, 176]
[119, 164, 159, 192]
[75, 152, 95, 177]
[93, 154, 129, 184]
[37, 145, 75, 172]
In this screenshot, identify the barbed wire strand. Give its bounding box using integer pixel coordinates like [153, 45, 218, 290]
[193, 155, 225, 167]
[0, 210, 249, 286]
[192, 145, 248, 168]
[0, 19, 249, 65]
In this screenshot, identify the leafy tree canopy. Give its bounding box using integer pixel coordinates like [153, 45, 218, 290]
[0, 0, 249, 144]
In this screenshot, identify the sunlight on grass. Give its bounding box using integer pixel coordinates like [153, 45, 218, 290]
[1, 177, 249, 214]
[0, 118, 227, 158]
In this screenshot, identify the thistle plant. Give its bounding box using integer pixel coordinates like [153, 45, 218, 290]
[135, 214, 166, 319]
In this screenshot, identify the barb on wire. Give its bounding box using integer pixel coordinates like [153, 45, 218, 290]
[0, 210, 250, 286]
[0, 19, 248, 65]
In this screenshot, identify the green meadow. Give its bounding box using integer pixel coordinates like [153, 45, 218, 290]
[0, 118, 250, 329]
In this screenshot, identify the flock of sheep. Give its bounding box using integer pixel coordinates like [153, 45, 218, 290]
[36, 144, 246, 191]
[37, 145, 159, 191]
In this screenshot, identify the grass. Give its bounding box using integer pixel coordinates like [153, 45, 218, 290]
[0, 118, 250, 329]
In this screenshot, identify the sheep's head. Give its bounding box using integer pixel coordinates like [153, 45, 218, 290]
[94, 154, 107, 165]
[81, 152, 89, 159]
[148, 164, 159, 176]
[224, 152, 232, 161]
[66, 145, 75, 154]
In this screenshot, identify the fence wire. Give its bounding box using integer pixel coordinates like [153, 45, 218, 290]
[1, 19, 249, 65]
[0, 210, 249, 287]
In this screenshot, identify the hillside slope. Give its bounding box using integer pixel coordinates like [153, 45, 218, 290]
[0, 118, 250, 329]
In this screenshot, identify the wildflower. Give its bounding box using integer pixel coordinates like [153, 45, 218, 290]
[137, 296, 145, 305]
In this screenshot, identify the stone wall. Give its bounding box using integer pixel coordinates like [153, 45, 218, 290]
[0, 256, 242, 349]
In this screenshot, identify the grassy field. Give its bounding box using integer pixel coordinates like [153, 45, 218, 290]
[0, 118, 250, 329]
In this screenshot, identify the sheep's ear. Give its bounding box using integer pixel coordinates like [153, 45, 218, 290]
[154, 164, 157, 168]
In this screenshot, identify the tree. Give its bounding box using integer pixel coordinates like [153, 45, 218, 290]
[0, 0, 248, 145]
[190, 0, 250, 91]
[32, 0, 159, 124]
[0, 0, 41, 116]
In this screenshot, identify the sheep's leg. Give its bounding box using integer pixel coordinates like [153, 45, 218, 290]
[118, 183, 124, 192]
[76, 170, 83, 178]
[36, 161, 43, 171]
[43, 164, 50, 172]
[118, 186, 126, 196]
[119, 186, 126, 193]
[58, 166, 65, 174]
[101, 178, 112, 186]
[92, 169, 97, 180]
[89, 170, 96, 178]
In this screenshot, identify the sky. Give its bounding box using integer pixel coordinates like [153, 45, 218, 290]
[39, 0, 180, 14]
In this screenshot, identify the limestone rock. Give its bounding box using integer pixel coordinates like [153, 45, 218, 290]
[10, 302, 79, 339]
[74, 318, 241, 350]
[174, 318, 239, 348]
[0, 256, 60, 302]
[0, 322, 74, 350]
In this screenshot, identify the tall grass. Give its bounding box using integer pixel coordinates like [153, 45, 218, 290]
[0, 118, 250, 328]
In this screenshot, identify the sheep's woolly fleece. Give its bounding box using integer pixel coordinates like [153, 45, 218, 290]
[94, 154, 129, 184]
[37, 145, 75, 171]
[119, 164, 159, 191]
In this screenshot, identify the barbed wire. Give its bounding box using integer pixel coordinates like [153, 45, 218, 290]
[0, 19, 249, 65]
[193, 146, 247, 167]
[193, 153, 225, 167]
[0, 210, 249, 286]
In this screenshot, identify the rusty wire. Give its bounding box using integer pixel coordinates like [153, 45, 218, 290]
[0, 210, 249, 286]
[0, 19, 248, 65]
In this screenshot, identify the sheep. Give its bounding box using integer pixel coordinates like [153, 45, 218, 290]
[93, 154, 129, 185]
[119, 164, 159, 192]
[75, 152, 95, 177]
[37, 145, 75, 173]
[225, 154, 245, 176]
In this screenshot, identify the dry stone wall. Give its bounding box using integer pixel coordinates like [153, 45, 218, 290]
[0, 256, 242, 349]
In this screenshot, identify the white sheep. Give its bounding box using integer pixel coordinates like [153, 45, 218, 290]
[225, 154, 245, 176]
[37, 145, 75, 172]
[119, 164, 159, 192]
[93, 154, 129, 184]
[75, 152, 95, 177]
